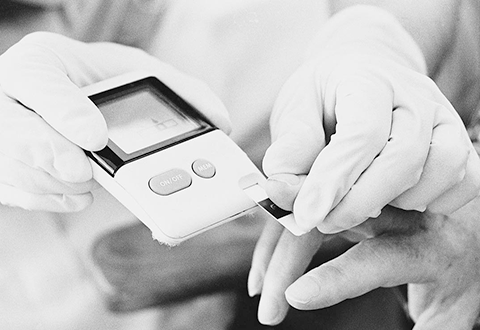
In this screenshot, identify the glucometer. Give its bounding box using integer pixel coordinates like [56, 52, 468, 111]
[83, 72, 304, 245]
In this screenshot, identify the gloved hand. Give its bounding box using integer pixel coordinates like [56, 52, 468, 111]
[249, 176, 480, 329]
[263, 5, 480, 234]
[0, 32, 230, 212]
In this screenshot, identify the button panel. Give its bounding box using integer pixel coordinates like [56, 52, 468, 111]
[192, 159, 216, 178]
[149, 169, 192, 196]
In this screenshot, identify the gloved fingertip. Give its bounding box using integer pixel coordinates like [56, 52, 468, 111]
[265, 174, 304, 211]
[83, 132, 109, 152]
[53, 152, 93, 183]
[268, 173, 301, 186]
[73, 118, 108, 151]
[292, 200, 329, 233]
[52, 101, 108, 151]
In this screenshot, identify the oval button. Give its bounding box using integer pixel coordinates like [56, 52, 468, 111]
[192, 159, 216, 178]
[149, 169, 192, 196]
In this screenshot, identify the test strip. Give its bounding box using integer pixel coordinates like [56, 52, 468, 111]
[243, 184, 306, 236]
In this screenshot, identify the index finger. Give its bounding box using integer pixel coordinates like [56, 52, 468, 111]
[262, 62, 326, 178]
[257, 228, 324, 325]
[285, 228, 434, 311]
[294, 72, 392, 231]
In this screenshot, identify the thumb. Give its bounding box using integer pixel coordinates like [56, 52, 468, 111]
[262, 63, 325, 231]
[265, 174, 306, 211]
[284, 218, 435, 310]
[0, 32, 231, 152]
[0, 32, 108, 151]
[262, 62, 326, 179]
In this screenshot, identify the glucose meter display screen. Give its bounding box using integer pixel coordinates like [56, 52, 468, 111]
[98, 89, 201, 154]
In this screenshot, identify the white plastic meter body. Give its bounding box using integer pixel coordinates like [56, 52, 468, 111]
[82, 72, 271, 245]
[83, 72, 304, 245]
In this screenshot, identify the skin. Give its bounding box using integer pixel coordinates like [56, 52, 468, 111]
[249, 1, 480, 328]
[2, 1, 480, 327]
[250, 176, 480, 329]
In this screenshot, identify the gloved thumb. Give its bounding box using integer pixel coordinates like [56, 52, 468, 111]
[0, 32, 107, 151]
[0, 32, 231, 153]
[265, 174, 306, 212]
[262, 62, 326, 214]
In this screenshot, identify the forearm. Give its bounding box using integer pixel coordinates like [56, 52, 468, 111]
[328, 0, 480, 124]
[328, 0, 462, 77]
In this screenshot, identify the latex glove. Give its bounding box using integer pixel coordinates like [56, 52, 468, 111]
[249, 176, 480, 329]
[263, 5, 480, 234]
[0, 32, 230, 212]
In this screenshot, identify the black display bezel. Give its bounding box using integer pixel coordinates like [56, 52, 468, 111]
[86, 76, 215, 176]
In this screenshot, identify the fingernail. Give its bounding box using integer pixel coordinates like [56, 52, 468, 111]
[247, 269, 263, 297]
[285, 276, 321, 306]
[268, 173, 301, 186]
[258, 297, 281, 325]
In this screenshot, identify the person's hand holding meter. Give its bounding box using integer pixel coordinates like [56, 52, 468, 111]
[0, 32, 231, 212]
[262, 5, 480, 235]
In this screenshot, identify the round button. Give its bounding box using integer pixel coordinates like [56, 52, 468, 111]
[192, 159, 216, 178]
[149, 169, 192, 196]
